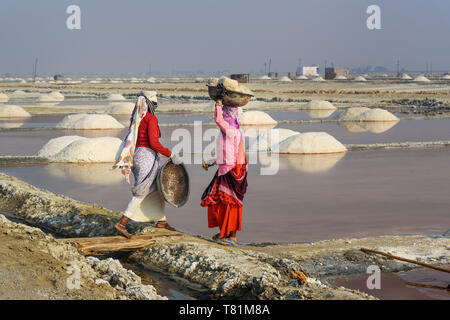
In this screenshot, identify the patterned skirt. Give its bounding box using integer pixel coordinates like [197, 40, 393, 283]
[131, 147, 160, 198]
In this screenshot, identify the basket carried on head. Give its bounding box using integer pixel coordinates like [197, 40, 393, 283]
[207, 83, 254, 107]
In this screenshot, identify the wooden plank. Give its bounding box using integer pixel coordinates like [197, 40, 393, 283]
[78, 240, 156, 255]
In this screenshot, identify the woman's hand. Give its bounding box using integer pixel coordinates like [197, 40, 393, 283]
[215, 99, 223, 107]
[202, 161, 209, 171]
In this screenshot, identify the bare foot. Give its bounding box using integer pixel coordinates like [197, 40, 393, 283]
[114, 223, 132, 239]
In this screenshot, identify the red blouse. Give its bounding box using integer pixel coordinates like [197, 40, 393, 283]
[136, 113, 172, 157]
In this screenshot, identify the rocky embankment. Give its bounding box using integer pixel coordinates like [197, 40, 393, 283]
[0, 172, 449, 300]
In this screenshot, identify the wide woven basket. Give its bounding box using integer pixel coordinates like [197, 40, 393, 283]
[156, 159, 190, 208]
[207, 84, 253, 107]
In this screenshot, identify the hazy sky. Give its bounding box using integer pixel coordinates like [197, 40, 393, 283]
[0, 0, 449, 76]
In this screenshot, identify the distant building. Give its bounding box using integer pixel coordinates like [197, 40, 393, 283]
[267, 72, 278, 79]
[230, 73, 250, 83]
[296, 66, 319, 77]
[287, 72, 297, 79]
[324, 67, 349, 80]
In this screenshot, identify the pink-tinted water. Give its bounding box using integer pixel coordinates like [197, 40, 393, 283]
[1, 148, 449, 243]
[329, 266, 450, 300]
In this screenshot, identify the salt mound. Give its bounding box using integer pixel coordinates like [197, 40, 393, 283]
[45, 163, 124, 186]
[10, 90, 28, 98]
[301, 100, 336, 110]
[107, 93, 126, 101]
[259, 75, 271, 80]
[50, 137, 123, 163]
[239, 111, 278, 125]
[401, 74, 412, 80]
[0, 93, 9, 102]
[296, 75, 308, 80]
[286, 153, 345, 173]
[248, 128, 300, 152]
[338, 107, 399, 122]
[105, 102, 135, 115]
[38, 91, 64, 102]
[442, 74, 450, 80]
[277, 132, 347, 154]
[49, 91, 65, 101]
[279, 76, 292, 82]
[304, 109, 336, 119]
[36, 136, 87, 157]
[413, 75, 430, 82]
[335, 75, 347, 80]
[56, 114, 125, 129]
[0, 105, 31, 118]
[354, 76, 367, 82]
[311, 76, 325, 82]
[0, 122, 23, 129]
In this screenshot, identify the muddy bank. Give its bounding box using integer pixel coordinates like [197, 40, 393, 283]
[0, 213, 166, 300]
[1, 172, 449, 300]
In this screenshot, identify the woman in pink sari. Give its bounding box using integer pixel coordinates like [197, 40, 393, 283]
[201, 99, 248, 246]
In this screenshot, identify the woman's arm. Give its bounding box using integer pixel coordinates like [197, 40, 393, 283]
[214, 100, 235, 136]
[148, 115, 172, 157]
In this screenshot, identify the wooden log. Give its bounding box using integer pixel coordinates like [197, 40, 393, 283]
[59, 233, 182, 255]
[360, 248, 450, 274]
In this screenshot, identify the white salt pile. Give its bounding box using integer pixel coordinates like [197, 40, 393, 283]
[0, 92, 9, 102]
[277, 132, 347, 154]
[301, 100, 336, 110]
[239, 110, 277, 125]
[279, 76, 292, 82]
[36, 136, 87, 157]
[442, 74, 450, 80]
[56, 114, 125, 129]
[10, 90, 28, 98]
[401, 74, 412, 80]
[413, 75, 430, 82]
[47, 137, 123, 163]
[105, 102, 135, 115]
[248, 128, 300, 152]
[335, 75, 347, 80]
[259, 75, 271, 80]
[0, 105, 31, 118]
[354, 76, 367, 82]
[296, 75, 308, 80]
[107, 93, 126, 101]
[311, 76, 325, 82]
[38, 91, 65, 102]
[337, 107, 399, 122]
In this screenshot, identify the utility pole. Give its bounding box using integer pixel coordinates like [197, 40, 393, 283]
[33, 58, 38, 83]
[268, 58, 271, 74]
[396, 59, 400, 77]
[264, 62, 267, 75]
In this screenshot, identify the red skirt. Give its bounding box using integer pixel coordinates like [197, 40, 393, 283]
[201, 160, 248, 238]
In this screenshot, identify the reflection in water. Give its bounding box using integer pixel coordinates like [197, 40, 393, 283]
[45, 163, 124, 186]
[281, 153, 346, 173]
[0, 121, 24, 129]
[241, 124, 277, 137]
[339, 120, 399, 134]
[303, 109, 336, 119]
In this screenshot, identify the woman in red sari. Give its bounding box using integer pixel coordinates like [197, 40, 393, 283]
[201, 99, 248, 246]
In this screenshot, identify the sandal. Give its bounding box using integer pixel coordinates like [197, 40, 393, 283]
[217, 238, 239, 247]
[114, 223, 132, 239]
[156, 220, 177, 231]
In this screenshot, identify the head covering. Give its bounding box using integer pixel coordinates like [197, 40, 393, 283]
[222, 106, 240, 129]
[113, 94, 150, 183]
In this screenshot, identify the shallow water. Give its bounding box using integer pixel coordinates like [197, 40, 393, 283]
[1, 148, 449, 243]
[329, 267, 450, 300]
